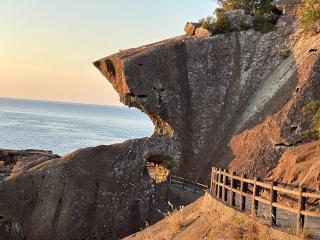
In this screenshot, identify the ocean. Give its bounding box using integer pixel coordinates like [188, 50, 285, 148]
[0, 98, 154, 155]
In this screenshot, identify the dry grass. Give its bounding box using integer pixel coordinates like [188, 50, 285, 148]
[166, 206, 185, 233]
[157, 203, 186, 234]
[204, 207, 272, 240]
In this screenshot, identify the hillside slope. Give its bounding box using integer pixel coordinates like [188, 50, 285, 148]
[125, 193, 299, 240]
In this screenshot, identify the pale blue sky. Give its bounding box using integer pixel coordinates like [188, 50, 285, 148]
[0, 0, 217, 105]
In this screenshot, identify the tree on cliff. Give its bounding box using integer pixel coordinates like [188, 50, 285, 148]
[216, 0, 272, 13]
[200, 0, 276, 33]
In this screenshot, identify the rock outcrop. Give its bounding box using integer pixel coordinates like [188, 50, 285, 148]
[94, 6, 320, 180]
[184, 22, 201, 36]
[0, 2, 319, 240]
[225, 9, 253, 30]
[194, 27, 212, 37]
[0, 139, 173, 240]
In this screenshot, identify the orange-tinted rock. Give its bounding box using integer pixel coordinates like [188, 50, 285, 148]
[195, 27, 212, 37]
[184, 22, 200, 36]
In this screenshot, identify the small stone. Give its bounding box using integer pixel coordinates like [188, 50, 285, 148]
[195, 27, 212, 37]
[184, 22, 201, 36]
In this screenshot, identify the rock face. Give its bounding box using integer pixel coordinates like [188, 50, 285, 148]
[0, 139, 173, 240]
[195, 27, 212, 37]
[0, 3, 319, 240]
[94, 10, 320, 180]
[225, 9, 253, 30]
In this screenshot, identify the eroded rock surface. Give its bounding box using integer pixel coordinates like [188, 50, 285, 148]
[0, 139, 173, 240]
[0, 3, 319, 240]
[94, 10, 320, 180]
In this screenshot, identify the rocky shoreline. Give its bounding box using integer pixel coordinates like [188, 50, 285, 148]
[0, 149, 60, 182]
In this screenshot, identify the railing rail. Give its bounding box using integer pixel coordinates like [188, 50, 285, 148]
[157, 174, 208, 194]
[210, 167, 320, 232]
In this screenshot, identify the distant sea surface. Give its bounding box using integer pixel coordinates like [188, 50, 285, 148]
[0, 98, 154, 155]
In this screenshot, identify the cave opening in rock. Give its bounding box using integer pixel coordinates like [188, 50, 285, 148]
[146, 154, 174, 183]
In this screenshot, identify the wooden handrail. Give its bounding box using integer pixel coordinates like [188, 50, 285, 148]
[167, 175, 208, 194]
[210, 167, 320, 233]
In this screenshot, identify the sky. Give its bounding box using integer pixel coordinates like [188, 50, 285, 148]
[0, 0, 217, 106]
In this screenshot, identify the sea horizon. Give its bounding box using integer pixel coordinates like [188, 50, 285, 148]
[0, 96, 125, 109]
[0, 97, 153, 155]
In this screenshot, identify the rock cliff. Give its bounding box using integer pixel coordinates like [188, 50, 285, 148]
[0, 2, 319, 239]
[0, 140, 172, 240]
[94, 9, 320, 180]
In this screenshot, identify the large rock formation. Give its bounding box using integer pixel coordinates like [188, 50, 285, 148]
[0, 2, 319, 240]
[94, 7, 320, 180]
[0, 139, 175, 240]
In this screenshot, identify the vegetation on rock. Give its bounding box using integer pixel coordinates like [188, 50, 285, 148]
[199, 0, 278, 34]
[302, 100, 320, 138]
[297, 0, 320, 33]
[199, 9, 231, 34]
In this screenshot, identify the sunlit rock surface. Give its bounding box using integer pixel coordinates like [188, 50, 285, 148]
[94, 11, 319, 180]
[0, 4, 319, 239]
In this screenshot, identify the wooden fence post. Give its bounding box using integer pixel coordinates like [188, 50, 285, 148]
[240, 173, 247, 211]
[212, 167, 217, 194]
[216, 169, 221, 198]
[182, 178, 185, 190]
[270, 181, 277, 226]
[251, 177, 259, 216]
[210, 167, 214, 192]
[223, 169, 228, 202]
[297, 185, 306, 232]
[229, 172, 236, 207]
[218, 169, 223, 199]
[215, 169, 220, 197]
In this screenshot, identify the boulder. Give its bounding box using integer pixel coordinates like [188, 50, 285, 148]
[184, 22, 200, 36]
[195, 27, 212, 37]
[0, 140, 171, 240]
[225, 9, 253, 31]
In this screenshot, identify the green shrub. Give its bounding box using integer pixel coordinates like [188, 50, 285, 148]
[217, 0, 254, 12]
[252, 0, 276, 33]
[253, 15, 276, 33]
[218, 0, 273, 14]
[297, 0, 320, 32]
[302, 100, 320, 138]
[200, 0, 277, 34]
[199, 8, 231, 34]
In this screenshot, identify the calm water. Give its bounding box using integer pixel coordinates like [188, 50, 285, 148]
[0, 98, 154, 155]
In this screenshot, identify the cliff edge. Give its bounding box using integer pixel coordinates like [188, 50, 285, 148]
[94, 7, 320, 180]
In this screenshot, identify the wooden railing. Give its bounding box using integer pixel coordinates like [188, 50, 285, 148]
[166, 175, 208, 194]
[210, 167, 320, 232]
